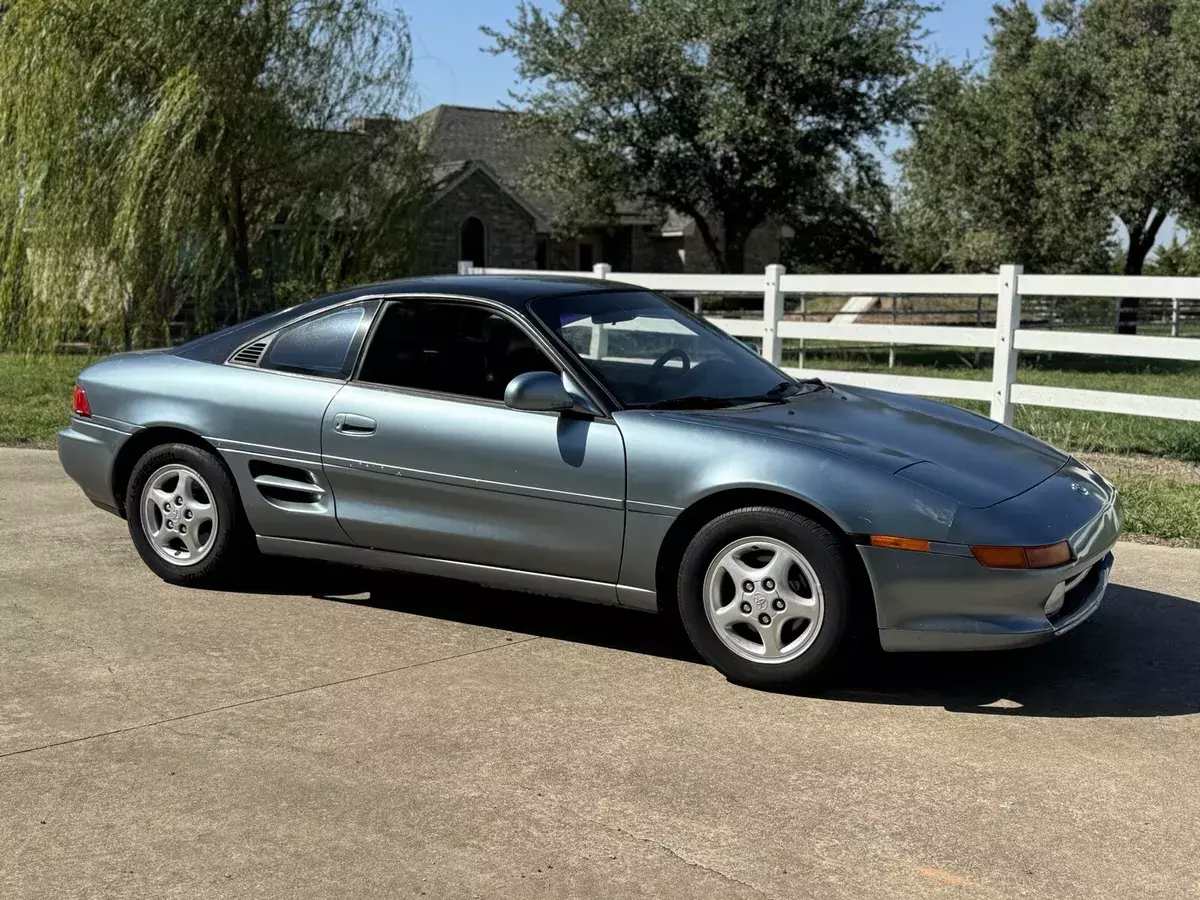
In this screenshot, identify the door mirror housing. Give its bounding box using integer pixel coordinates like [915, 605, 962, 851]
[505, 371, 587, 413]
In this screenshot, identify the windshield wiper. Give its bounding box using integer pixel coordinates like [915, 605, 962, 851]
[632, 395, 751, 410]
[765, 381, 801, 398]
[631, 380, 827, 411]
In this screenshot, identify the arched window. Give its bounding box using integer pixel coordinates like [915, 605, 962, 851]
[461, 216, 487, 267]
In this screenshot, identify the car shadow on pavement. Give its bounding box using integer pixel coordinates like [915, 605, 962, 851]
[248, 561, 1200, 718]
[828, 582, 1200, 718]
[240, 558, 701, 664]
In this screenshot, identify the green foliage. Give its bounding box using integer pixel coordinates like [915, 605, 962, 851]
[783, 168, 897, 274]
[894, 0, 1200, 277]
[488, 0, 933, 273]
[0, 0, 429, 352]
[1147, 234, 1200, 276]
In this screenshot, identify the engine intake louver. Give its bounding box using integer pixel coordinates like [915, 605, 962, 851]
[229, 338, 271, 367]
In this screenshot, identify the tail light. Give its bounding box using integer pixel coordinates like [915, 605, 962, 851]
[72, 385, 91, 417]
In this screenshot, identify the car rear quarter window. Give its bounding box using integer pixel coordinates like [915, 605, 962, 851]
[262, 306, 367, 377]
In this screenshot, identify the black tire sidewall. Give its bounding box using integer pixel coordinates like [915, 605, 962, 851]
[677, 507, 852, 689]
[125, 443, 246, 586]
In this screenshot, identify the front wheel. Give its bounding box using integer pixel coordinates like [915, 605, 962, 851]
[677, 507, 853, 690]
[125, 443, 252, 587]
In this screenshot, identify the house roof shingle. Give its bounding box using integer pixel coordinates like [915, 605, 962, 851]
[413, 105, 664, 231]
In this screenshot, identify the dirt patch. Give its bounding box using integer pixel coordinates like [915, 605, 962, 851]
[1079, 452, 1200, 485]
[1121, 531, 1200, 549]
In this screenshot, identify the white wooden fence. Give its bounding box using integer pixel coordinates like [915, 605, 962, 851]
[459, 261, 1200, 425]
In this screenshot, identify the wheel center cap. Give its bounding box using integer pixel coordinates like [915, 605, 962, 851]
[753, 593, 769, 611]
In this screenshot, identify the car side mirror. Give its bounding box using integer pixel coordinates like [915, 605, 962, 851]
[505, 371, 592, 414]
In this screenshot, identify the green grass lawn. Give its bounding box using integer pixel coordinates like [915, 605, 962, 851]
[0, 352, 100, 447]
[3, 348, 1199, 546]
[1110, 476, 1200, 546]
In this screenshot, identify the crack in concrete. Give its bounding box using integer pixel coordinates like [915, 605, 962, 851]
[5, 603, 158, 719]
[561, 806, 777, 900]
[0, 636, 540, 761]
[78, 642, 159, 718]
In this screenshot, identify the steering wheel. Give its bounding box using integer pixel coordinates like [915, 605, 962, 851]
[650, 348, 691, 379]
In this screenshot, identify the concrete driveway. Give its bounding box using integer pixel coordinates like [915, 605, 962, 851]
[3, 448, 1199, 899]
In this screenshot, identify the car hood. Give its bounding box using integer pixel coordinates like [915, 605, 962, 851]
[660, 385, 1068, 508]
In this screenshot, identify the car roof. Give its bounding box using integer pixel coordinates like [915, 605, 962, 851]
[172, 275, 639, 363]
[338, 274, 625, 310]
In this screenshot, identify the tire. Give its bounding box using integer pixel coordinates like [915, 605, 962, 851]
[677, 507, 852, 690]
[125, 442, 253, 588]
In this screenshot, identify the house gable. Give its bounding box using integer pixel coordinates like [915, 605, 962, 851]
[425, 166, 538, 272]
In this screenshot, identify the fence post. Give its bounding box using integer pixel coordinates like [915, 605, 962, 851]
[797, 295, 807, 369]
[974, 296, 984, 368]
[457, 260, 473, 275]
[763, 264, 785, 366]
[990, 264, 1022, 425]
[1172, 298, 1181, 338]
[888, 297, 897, 369]
[586, 264, 613, 358]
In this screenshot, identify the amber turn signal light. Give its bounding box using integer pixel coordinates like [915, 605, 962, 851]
[971, 541, 1072, 569]
[869, 535, 931, 552]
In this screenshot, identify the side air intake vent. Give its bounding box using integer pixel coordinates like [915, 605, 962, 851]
[229, 336, 273, 368]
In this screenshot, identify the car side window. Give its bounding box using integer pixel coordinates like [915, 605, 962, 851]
[357, 299, 558, 402]
[263, 305, 367, 377]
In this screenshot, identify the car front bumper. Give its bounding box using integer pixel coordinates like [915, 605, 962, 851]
[57, 417, 132, 515]
[862, 487, 1123, 653]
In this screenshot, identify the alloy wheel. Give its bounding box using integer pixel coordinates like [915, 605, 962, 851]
[140, 464, 219, 567]
[702, 536, 825, 664]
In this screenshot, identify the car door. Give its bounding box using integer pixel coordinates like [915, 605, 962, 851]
[321, 296, 627, 584]
[210, 299, 378, 546]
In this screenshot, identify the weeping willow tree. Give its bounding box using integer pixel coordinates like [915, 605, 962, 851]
[0, 0, 429, 351]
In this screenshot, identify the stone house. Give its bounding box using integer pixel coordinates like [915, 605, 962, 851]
[409, 105, 786, 275]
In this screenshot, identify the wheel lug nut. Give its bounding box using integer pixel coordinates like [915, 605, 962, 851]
[742, 580, 755, 593]
[166, 522, 174, 530]
[184, 510, 193, 519]
[758, 613, 771, 625]
[164, 503, 171, 512]
[773, 598, 786, 611]
[740, 601, 752, 614]
[175, 496, 183, 505]
[179, 524, 187, 534]
[763, 578, 775, 591]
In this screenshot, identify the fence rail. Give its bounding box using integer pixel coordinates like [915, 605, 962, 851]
[461, 261, 1200, 425]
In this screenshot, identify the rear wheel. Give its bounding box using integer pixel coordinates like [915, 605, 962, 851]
[125, 443, 252, 587]
[677, 507, 852, 689]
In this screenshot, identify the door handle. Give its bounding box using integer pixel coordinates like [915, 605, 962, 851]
[332, 413, 377, 435]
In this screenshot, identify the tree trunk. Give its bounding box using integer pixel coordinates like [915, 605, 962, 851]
[220, 175, 252, 324]
[688, 210, 728, 273]
[1119, 210, 1167, 335]
[724, 232, 747, 275]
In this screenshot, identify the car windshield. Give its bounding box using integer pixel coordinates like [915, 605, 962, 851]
[529, 290, 820, 409]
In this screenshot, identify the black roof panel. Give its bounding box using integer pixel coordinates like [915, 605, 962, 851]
[340, 274, 618, 308]
[172, 275, 633, 363]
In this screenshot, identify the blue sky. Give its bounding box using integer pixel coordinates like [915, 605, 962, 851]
[400, 2, 1035, 111]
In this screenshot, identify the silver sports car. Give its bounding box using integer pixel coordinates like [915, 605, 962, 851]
[59, 275, 1122, 688]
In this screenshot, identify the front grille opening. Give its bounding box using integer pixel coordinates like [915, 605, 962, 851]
[1049, 560, 1103, 624]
